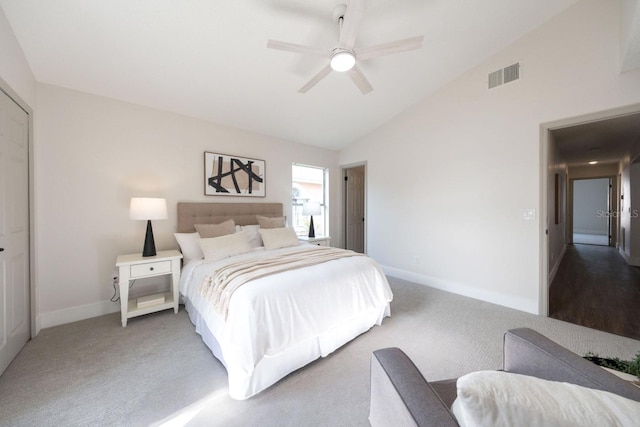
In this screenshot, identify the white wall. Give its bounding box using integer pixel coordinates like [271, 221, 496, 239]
[629, 162, 640, 263]
[35, 83, 340, 328]
[621, 0, 640, 72]
[0, 6, 35, 107]
[340, 0, 640, 314]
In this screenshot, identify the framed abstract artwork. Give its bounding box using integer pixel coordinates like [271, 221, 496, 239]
[204, 152, 265, 197]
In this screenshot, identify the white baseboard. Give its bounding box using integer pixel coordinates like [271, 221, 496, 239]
[618, 248, 640, 266]
[40, 301, 120, 329]
[628, 257, 640, 267]
[573, 230, 607, 235]
[620, 247, 629, 262]
[382, 265, 539, 315]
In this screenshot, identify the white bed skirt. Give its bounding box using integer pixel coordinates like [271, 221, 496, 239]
[185, 297, 390, 400]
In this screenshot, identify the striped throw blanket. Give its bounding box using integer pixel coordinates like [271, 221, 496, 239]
[200, 246, 364, 319]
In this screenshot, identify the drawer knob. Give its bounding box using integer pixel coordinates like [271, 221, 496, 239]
[149, 267, 154, 271]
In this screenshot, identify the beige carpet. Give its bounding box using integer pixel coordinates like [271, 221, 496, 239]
[1, 277, 638, 426]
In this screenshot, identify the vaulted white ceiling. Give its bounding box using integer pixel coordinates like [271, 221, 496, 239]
[0, 0, 590, 150]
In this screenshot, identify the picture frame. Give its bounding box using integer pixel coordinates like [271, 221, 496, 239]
[554, 173, 559, 225]
[204, 152, 265, 197]
[554, 173, 565, 225]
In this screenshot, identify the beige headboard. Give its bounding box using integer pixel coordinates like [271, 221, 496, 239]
[177, 202, 283, 232]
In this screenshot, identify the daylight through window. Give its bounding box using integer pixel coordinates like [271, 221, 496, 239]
[292, 164, 327, 237]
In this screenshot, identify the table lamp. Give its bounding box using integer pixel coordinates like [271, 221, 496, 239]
[129, 197, 168, 257]
[302, 201, 321, 238]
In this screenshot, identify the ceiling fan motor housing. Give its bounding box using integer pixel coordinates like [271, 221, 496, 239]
[330, 48, 356, 72]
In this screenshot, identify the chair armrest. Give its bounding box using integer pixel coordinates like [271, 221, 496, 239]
[503, 328, 640, 402]
[369, 348, 459, 427]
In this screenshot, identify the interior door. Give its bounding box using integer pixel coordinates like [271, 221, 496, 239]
[0, 88, 30, 375]
[345, 165, 365, 253]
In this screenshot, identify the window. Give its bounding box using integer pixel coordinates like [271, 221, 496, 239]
[292, 164, 328, 237]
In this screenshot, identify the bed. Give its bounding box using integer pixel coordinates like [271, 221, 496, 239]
[175, 202, 393, 400]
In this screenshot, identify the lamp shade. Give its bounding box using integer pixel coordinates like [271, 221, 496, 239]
[129, 198, 168, 220]
[302, 201, 322, 216]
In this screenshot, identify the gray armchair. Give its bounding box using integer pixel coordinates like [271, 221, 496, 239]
[369, 328, 640, 426]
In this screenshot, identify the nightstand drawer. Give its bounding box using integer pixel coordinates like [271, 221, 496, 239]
[130, 260, 171, 278]
[299, 236, 331, 247]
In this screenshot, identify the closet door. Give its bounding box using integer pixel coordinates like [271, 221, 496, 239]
[0, 88, 30, 375]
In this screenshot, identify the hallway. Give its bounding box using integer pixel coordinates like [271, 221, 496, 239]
[549, 244, 640, 340]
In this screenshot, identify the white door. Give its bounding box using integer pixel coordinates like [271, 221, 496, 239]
[0, 89, 30, 375]
[345, 166, 365, 253]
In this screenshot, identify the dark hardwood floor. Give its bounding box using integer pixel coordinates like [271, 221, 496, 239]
[549, 243, 640, 341]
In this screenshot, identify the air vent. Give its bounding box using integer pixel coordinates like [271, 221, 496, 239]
[503, 63, 520, 83]
[488, 62, 520, 89]
[488, 69, 503, 89]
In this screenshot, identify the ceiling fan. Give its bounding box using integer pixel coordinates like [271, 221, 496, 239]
[267, 0, 424, 94]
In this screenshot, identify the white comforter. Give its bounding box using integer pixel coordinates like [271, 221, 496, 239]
[180, 244, 393, 400]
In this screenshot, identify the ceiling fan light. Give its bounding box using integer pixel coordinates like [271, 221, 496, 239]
[330, 51, 356, 72]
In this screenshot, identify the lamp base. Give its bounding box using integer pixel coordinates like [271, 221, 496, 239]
[308, 216, 316, 238]
[142, 220, 157, 257]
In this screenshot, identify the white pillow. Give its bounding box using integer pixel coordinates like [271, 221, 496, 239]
[173, 232, 203, 262]
[240, 224, 263, 248]
[199, 231, 252, 261]
[451, 370, 640, 427]
[258, 227, 300, 250]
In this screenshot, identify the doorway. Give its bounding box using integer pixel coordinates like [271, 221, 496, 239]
[541, 104, 640, 339]
[343, 164, 365, 253]
[572, 177, 611, 246]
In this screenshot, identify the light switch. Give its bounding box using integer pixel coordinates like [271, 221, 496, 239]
[522, 208, 536, 221]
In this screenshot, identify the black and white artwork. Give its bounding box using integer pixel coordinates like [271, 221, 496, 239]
[204, 152, 265, 197]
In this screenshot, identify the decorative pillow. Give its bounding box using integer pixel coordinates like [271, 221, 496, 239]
[199, 231, 252, 261]
[256, 215, 286, 229]
[194, 219, 236, 238]
[451, 370, 640, 427]
[240, 224, 263, 248]
[259, 227, 300, 250]
[173, 232, 203, 262]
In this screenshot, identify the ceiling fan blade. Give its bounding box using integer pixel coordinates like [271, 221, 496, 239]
[355, 36, 424, 61]
[338, 0, 365, 49]
[267, 39, 328, 57]
[347, 64, 373, 94]
[299, 65, 333, 93]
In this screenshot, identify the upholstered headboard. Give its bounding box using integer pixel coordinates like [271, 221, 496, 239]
[177, 202, 283, 232]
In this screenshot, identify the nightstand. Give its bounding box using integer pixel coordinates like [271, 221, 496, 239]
[115, 249, 183, 327]
[299, 236, 331, 247]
